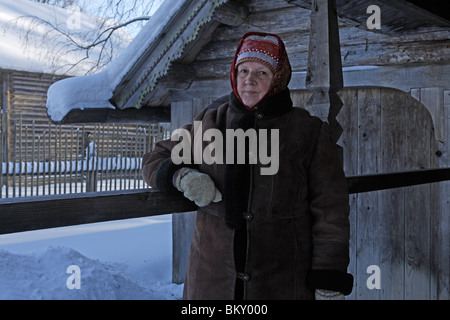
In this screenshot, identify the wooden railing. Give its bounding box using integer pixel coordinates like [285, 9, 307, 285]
[0, 167, 449, 235]
[346, 168, 450, 194]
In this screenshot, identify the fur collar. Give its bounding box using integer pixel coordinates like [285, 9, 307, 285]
[228, 87, 293, 123]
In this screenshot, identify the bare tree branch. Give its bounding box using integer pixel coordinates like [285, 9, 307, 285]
[7, 0, 156, 75]
[85, 16, 150, 51]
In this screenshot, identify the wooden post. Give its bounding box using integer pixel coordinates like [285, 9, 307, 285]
[171, 97, 217, 284]
[305, 0, 344, 159]
[1, 74, 10, 165]
[170, 100, 197, 285]
[1, 74, 11, 192]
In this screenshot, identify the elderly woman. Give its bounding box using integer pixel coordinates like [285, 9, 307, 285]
[142, 32, 353, 300]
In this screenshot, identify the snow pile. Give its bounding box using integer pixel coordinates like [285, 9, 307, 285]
[0, 215, 184, 300]
[0, 247, 160, 300]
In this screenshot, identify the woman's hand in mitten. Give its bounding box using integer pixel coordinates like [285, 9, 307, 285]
[315, 289, 345, 300]
[173, 168, 222, 207]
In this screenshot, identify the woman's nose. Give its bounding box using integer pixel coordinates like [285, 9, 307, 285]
[245, 72, 257, 84]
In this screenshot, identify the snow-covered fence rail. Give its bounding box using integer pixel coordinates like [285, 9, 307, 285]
[1, 112, 169, 198]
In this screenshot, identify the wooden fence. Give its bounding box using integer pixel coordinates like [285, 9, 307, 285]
[1, 111, 170, 198]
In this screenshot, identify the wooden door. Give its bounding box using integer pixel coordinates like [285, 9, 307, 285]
[334, 87, 446, 299]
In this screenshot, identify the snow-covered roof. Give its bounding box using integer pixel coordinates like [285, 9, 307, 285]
[0, 0, 132, 76]
[46, 0, 229, 123]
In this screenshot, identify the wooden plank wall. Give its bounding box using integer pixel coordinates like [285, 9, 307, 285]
[8, 72, 62, 131]
[410, 87, 450, 300]
[299, 86, 447, 299]
[296, 87, 446, 299]
[0, 70, 157, 162]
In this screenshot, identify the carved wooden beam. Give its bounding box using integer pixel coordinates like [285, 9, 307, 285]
[213, 0, 249, 26]
[305, 0, 344, 147]
[54, 105, 170, 124]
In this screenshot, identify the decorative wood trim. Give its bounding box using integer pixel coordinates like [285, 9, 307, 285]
[55, 106, 170, 124]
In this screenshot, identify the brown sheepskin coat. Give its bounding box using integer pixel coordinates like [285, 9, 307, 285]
[142, 89, 353, 300]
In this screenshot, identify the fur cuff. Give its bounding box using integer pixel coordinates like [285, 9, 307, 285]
[155, 158, 185, 194]
[307, 270, 354, 295]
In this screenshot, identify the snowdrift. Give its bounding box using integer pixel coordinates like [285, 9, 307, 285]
[0, 215, 183, 300]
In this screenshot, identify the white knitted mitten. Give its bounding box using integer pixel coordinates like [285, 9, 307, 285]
[174, 168, 222, 207]
[315, 289, 345, 300]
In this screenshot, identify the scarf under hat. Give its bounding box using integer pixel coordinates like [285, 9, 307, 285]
[230, 32, 292, 110]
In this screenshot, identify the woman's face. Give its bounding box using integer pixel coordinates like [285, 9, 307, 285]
[236, 61, 274, 108]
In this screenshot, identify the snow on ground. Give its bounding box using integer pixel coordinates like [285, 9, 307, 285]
[0, 214, 183, 300]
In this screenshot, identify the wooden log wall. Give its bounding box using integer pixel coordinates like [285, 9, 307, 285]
[0, 70, 160, 162]
[186, 0, 449, 82]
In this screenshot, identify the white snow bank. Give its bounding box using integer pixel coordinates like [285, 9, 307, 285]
[0, 247, 163, 300]
[0, 215, 183, 300]
[46, 73, 117, 122]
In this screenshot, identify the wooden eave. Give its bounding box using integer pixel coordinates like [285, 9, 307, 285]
[109, 0, 233, 111]
[288, 0, 450, 35]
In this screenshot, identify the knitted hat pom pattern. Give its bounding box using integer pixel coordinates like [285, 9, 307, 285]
[235, 34, 281, 73]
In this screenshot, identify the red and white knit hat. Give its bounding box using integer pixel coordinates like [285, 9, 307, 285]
[235, 34, 281, 73]
[230, 32, 292, 107]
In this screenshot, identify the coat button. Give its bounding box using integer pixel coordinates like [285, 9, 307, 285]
[256, 112, 264, 119]
[238, 272, 251, 282]
[243, 212, 253, 221]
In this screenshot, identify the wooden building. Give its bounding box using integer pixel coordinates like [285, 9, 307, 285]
[46, 0, 449, 299]
[1, 71, 65, 159]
